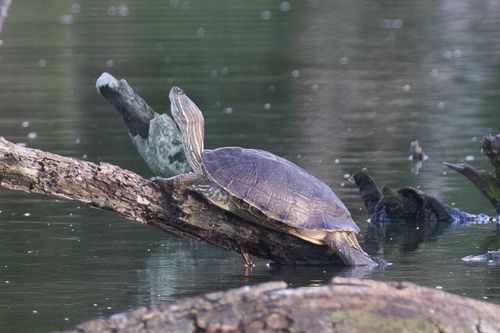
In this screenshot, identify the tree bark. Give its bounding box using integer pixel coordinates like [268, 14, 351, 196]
[59, 277, 500, 333]
[0, 137, 353, 265]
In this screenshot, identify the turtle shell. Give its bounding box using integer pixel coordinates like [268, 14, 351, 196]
[202, 147, 359, 233]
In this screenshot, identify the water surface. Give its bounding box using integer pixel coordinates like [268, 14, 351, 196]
[0, 1, 499, 332]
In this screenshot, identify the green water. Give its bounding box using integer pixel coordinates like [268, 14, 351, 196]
[0, 1, 499, 332]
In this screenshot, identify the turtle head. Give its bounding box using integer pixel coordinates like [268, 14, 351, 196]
[169, 86, 205, 174]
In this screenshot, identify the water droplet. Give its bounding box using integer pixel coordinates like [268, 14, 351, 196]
[64, 318, 69, 321]
[220, 67, 229, 75]
[311, 83, 319, 92]
[343, 173, 350, 179]
[27, 132, 37, 140]
[403, 84, 411, 92]
[431, 68, 438, 78]
[105, 59, 114, 68]
[443, 50, 453, 59]
[38, 59, 47, 67]
[453, 49, 462, 58]
[437, 101, 444, 109]
[264, 103, 271, 110]
[32, 310, 38, 314]
[21, 121, 30, 128]
[24, 212, 30, 217]
[106, 306, 112, 310]
[268, 85, 276, 92]
[118, 4, 129, 16]
[107, 6, 117, 16]
[334, 158, 340, 164]
[382, 19, 402, 29]
[261, 10, 272, 20]
[169, 0, 179, 8]
[291, 70, 300, 78]
[279, 1, 291, 12]
[435, 285, 443, 290]
[82, 154, 88, 159]
[75, 138, 81, 144]
[5, 280, 10, 284]
[196, 27, 205, 37]
[93, 303, 98, 307]
[71, 3, 81, 14]
[59, 15, 74, 25]
[465, 155, 474, 161]
[224, 107, 233, 114]
[210, 70, 217, 78]
[340, 56, 348, 65]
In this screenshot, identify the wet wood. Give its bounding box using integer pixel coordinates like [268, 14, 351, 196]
[96, 72, 190, 177]
[352, 168, 483, 224]
[0, 137, 359, 265]
[444, 134, 500, 215]
[59, 277, 500, 333]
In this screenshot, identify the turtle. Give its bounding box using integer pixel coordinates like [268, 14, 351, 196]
[154, 86, 382, 266]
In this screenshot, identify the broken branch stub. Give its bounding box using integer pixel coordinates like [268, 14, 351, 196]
[96, 72, 190, 177]
[443, 135, 500, 215]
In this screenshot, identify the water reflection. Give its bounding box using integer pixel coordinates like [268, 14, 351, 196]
[0, 0, 499, 332]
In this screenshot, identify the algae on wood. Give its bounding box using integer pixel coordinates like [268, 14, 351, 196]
[96, 72, 190, 177]
[352, 168, 493, 253]
[444, 134, 500, 215]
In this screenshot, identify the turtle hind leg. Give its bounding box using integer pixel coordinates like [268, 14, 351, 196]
[241, 251, 254, 267]
[323, 231, 382, 267]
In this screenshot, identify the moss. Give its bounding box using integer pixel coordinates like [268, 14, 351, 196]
[327, 309, 458, 333]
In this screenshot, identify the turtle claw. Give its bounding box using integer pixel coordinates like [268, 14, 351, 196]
[149, 176, 174, 192]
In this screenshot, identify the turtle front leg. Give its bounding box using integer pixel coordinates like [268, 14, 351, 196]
[151, 173, 207, 192]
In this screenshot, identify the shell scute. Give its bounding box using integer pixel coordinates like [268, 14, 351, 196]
[202, 147, 359, 233]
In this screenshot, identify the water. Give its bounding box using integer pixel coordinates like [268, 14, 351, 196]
[0, 0, 499, 331]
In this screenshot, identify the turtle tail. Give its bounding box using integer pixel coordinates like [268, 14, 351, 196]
[323, 231, 384, 267]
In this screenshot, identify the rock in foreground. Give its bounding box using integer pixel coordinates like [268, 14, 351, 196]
[59, 277, 500, 333]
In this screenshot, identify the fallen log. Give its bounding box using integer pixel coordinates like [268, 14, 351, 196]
[0, 137, 375, 265]
[93, 73, 385, 266]
[59, 277, 500, 333]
